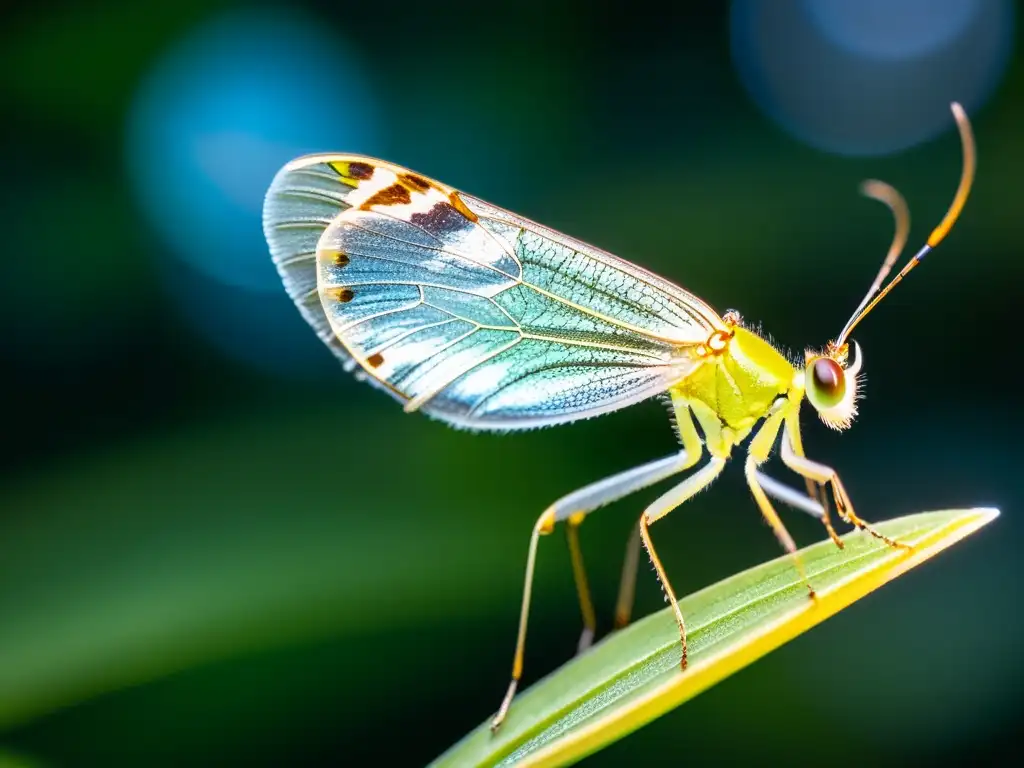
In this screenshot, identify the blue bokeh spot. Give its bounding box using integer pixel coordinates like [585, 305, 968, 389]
[804, 0, 978, 61]
[731, 0, 1015, 156]
[125, 8, 384, 376]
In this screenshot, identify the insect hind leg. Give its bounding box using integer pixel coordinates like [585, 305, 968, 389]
[490, 448, 696, 732]
[612, 521, 642, 630]
[565, 513, 597, 653]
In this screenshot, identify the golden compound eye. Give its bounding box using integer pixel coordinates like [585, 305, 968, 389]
[808, 356, 846, 409]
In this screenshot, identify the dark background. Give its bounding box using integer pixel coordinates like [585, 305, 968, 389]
[1, 1, 1020, 766]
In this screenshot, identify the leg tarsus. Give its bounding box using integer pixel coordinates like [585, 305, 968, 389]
[841, 504, 913, 551]
[491, 679, 518, 732]
[831, 477, 910, 549]
[780, 437, 912, 552]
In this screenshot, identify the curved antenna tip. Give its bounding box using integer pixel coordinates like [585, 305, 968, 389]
[835, 100, 975, 346]
[928, 101, 976, 248]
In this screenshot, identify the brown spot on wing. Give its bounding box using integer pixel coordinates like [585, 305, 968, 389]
[346, 161, 375, 180]
[400, 173, 431, 192]
[366, 352, 384, 368]
[330, 251, 350, 267]
[410, 201, 473, 236]
[328, 287, 354, 303]
[361, 184, 412, 209]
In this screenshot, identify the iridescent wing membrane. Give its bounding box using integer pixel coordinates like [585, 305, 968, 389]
[262, 155, 724, 430]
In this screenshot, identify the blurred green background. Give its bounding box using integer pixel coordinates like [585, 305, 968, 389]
[1, 1, 1020, 765]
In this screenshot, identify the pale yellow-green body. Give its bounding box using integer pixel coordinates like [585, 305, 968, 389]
[671, 326, 802, 459]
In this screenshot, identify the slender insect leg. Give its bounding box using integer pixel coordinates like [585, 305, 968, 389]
[754, 469, 827, 519]
[612, 402, 705, 633]
[640, 457, 727, 670]
[491, 449, 696, 732]
[807, 480, 834, 534]
[784, 410, 832, 526]
[564, 515, 597, 652]
[491, 511, 550, 732]
[745, 458, 815, 598]
[746, 406, 816, 598]
[557, 449, 700, 653]
[780, 433, 911, 550]
[612, 521, 641, 630]
[784, 410, 844, 548]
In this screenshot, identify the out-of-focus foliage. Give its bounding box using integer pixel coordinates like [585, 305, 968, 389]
[0, 2, 1018, 766]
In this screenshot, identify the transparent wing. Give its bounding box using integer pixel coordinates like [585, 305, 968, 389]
[262, 155, 364, 375]
[263, 154, 725, 430]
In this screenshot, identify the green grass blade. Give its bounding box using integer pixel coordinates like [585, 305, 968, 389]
[431, 507, 999, 768]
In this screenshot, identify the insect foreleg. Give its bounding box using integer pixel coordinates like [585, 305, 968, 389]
[780, 429, 911, 551]
[744, 404, 815, 598]
[784, 405, 843, 547]
[491, 447, 698, 732]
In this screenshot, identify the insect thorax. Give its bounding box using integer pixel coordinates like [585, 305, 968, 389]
[672, 326, 796, 440]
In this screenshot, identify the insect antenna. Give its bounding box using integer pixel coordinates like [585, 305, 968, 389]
[835, 102, 976, 349]
[842, 180, 911, 339]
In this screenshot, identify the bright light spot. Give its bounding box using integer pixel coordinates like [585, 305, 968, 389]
[804, 0, 977, 61]
[731, 0, 1014, 156]
[125, 8, 384, 376]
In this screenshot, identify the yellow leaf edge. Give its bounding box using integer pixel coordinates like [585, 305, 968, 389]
[514, 506, 1000, 768]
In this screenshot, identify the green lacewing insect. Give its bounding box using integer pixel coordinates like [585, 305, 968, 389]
[262, 102, 975, 730]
